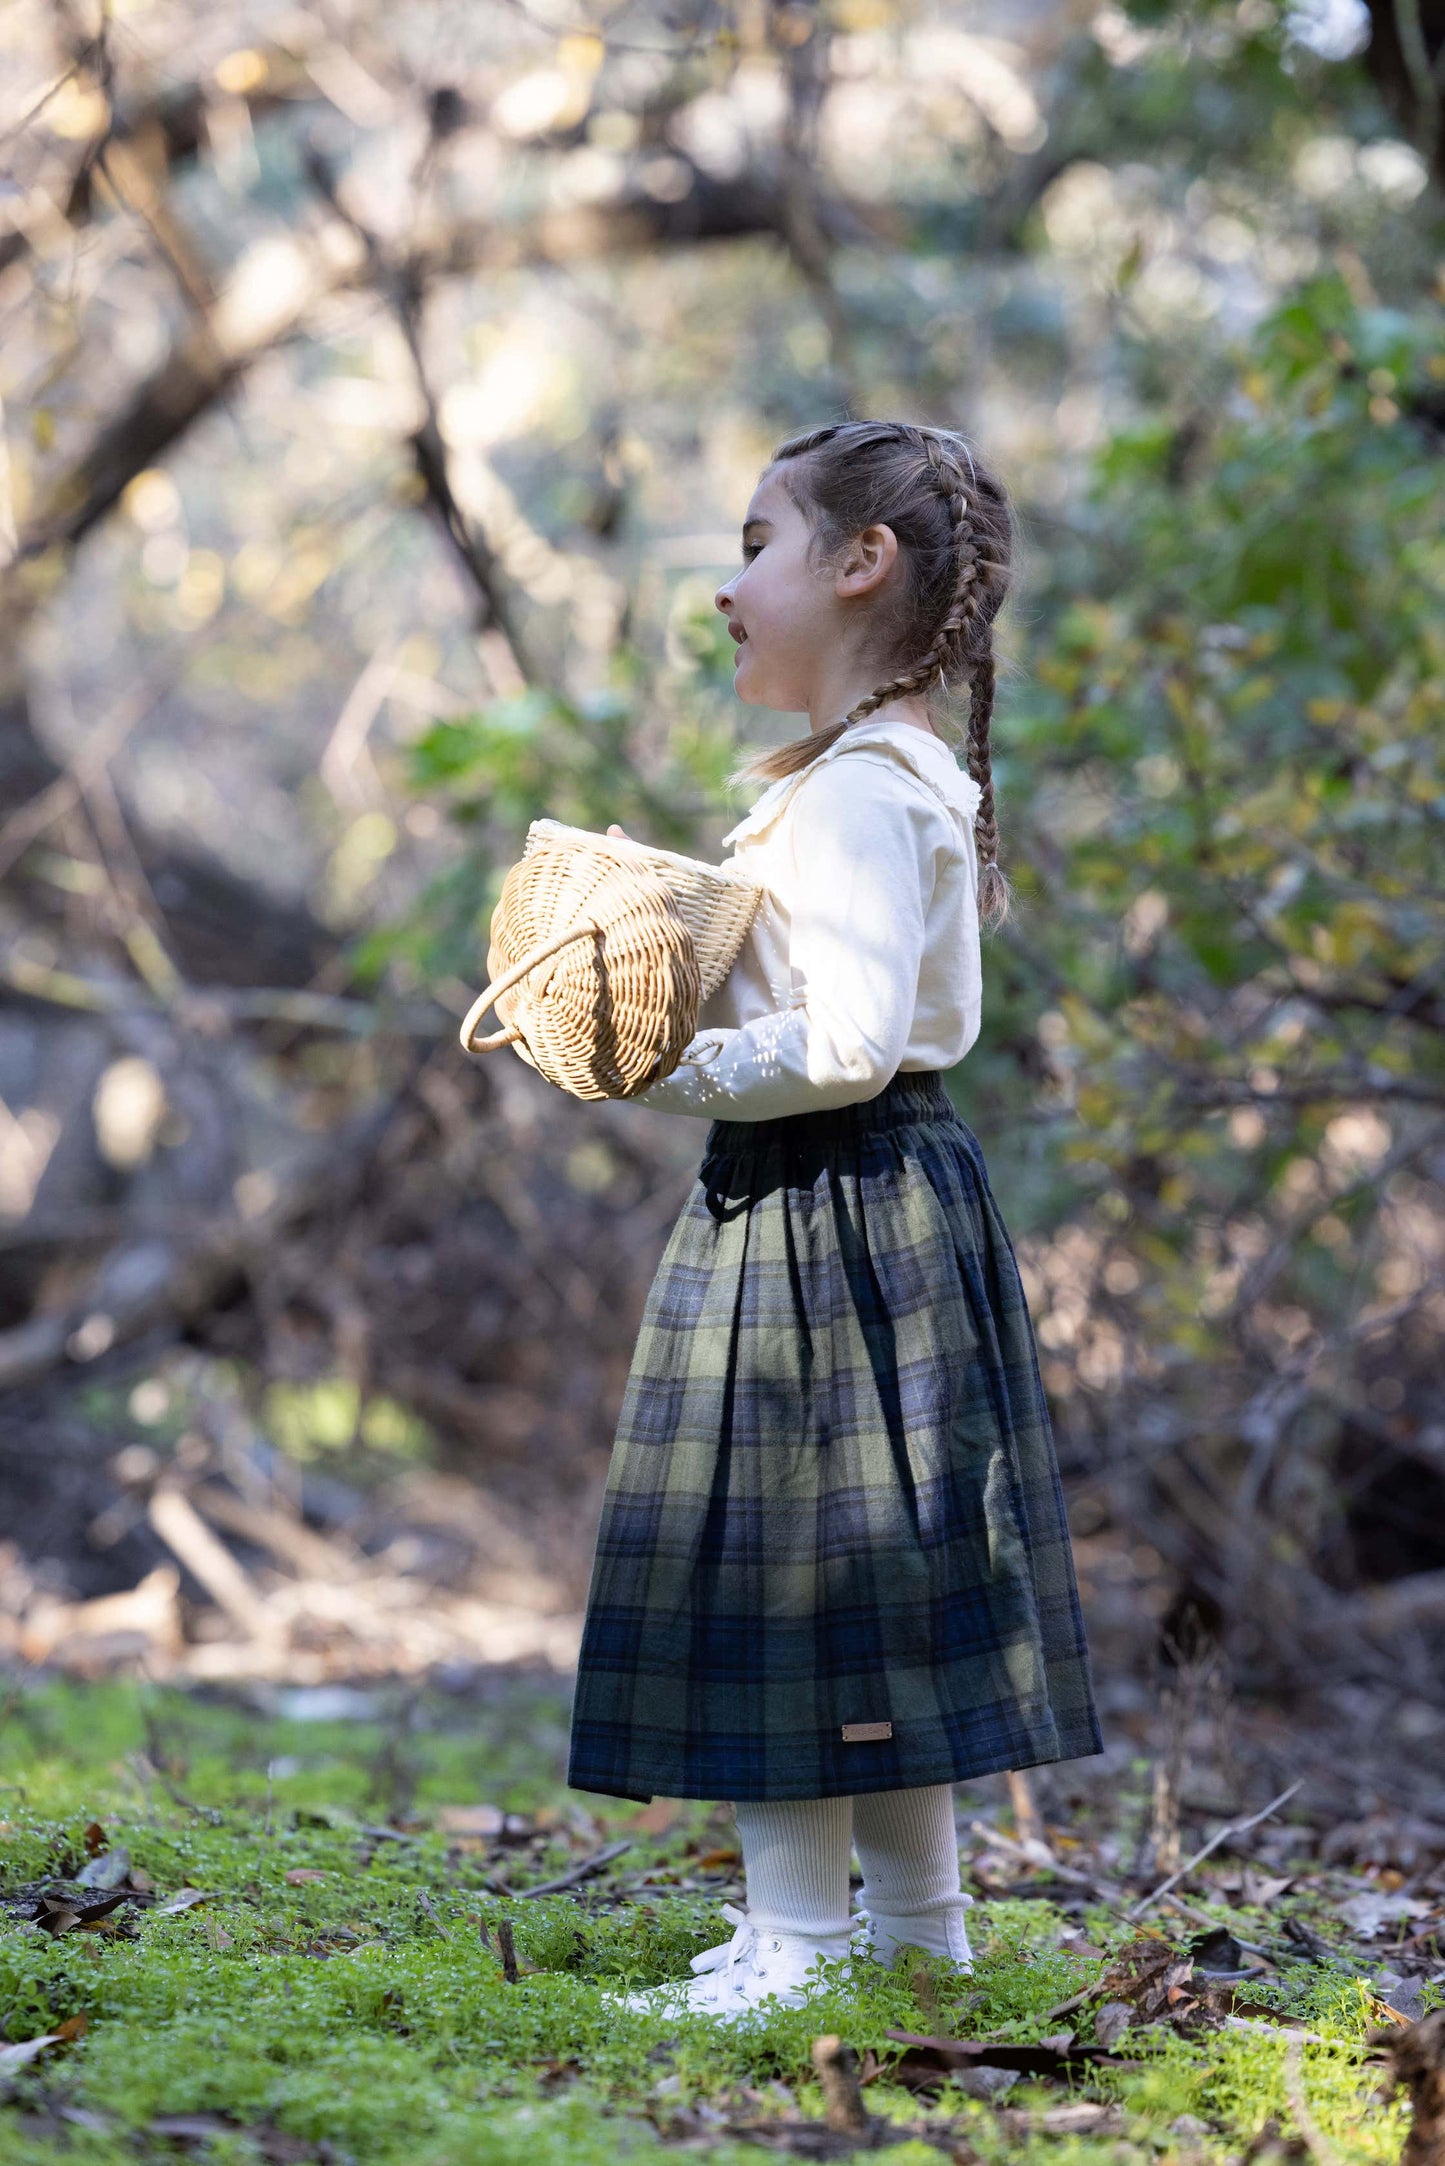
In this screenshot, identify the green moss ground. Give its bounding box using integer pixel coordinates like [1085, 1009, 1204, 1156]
[0, 1678, 1424, 2164]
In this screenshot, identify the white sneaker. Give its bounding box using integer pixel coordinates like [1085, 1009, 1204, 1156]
[852, 1892, 975, 1970]
[603, 1903, 853, 2020]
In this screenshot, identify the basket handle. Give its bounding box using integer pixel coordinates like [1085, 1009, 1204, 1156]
[459, 917, 602, 1054]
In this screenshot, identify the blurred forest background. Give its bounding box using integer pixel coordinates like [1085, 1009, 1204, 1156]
[1, 0, 1443, 1791]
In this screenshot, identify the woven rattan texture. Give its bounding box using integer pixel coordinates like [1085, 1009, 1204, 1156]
[521, 820, 762, 1001]
[484, 850, 699, 1099]
[462, 823, 764, 1103]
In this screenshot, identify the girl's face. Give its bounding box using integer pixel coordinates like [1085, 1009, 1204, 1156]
[714, 463, 901, 719]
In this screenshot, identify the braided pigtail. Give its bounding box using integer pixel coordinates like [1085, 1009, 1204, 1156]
[918, 433, 1009, 927]
[965, 644, 1006, 927]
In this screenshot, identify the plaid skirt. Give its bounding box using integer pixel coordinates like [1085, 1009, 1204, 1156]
[566, 1069, 1102, 1803]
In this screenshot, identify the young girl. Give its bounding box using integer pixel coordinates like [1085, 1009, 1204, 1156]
[566, 420, 1102, 2016]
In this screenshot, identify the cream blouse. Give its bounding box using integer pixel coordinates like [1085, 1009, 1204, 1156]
[634, 712, 983, 1122]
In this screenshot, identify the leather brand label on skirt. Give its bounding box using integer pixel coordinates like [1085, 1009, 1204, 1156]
[840, 1721, 893, 1741]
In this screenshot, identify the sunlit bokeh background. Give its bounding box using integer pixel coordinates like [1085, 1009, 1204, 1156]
[1, 0, 1442, 1736]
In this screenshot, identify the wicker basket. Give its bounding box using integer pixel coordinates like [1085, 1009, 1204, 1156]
[458, 818, 764, 1101]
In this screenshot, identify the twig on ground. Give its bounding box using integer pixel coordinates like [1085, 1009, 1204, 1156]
[515, 1840, 632, 1898]
[1126, 1782, 1303, 1922]
[1159, 1889, 1227, 1931]
[134, 1696, 226, 1823]
[811, 2035, 872, 2137]
[417, 1891, 450, 1939]
[1041, 1983, 1098, 2024]
[496, 1917, 519, 1984]
[128, 1748, 222, 1826]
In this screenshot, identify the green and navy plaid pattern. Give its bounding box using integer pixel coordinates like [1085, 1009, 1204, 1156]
[567, 1070, 1103, 1802]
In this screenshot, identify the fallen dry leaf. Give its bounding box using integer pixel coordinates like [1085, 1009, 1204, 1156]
[1337, 1891, 1433, 1937]
[157, 1888, 216, 1914]
[77, 1846, 131, 1891]
[1094, 1935, 1196, 2025]
[0, 2013, 87, 2080]
[1241, 1871, 1295, 1907]
[283, 1869, 327, 1886]
[0, 2033, 66, 2075]
[1095, 2000, 1136, 2050]
[1189, 1926, 1257, 1976]
[35, 1890, 129, 1937]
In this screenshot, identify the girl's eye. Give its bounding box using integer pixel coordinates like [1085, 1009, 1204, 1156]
[742, 544, 760, 561]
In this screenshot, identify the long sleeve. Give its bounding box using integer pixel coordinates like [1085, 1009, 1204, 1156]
[632, 755, 943, 1121]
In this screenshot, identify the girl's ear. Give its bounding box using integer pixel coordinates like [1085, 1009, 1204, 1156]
[835, 522, 898, 600]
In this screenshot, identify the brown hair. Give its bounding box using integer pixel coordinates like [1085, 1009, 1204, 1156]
[727, 420, 1013, 927]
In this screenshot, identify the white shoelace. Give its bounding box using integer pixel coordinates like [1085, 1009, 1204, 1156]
[688, 1903, 758, 1983]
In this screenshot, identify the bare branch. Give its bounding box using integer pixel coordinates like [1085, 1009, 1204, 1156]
[1180, 1072, 1445, 1111]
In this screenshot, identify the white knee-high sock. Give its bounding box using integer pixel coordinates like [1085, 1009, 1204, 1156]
[852, 1783, 965, 1918]
[732, 1796, 853, 1941]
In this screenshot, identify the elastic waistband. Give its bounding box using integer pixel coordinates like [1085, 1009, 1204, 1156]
[704, 1069, 956, 1156]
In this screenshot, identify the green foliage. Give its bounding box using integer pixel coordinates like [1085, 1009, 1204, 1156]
[261, 1378, 432, 1463]
[957, 1901, 1101, 2035]
[354, 663, 749, 994]
[966, 274, 1444, 1542]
